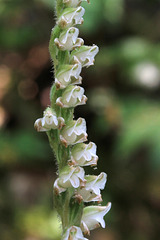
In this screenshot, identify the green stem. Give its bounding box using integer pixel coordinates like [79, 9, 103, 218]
[56, 0, 64, 18]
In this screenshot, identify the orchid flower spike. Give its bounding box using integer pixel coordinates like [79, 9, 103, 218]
[35, 0, 111, 238]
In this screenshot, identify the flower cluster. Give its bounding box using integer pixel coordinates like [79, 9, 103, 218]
[34, 0, 111, 239]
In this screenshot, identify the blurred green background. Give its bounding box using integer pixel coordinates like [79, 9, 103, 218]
[1, 0, 160, 239]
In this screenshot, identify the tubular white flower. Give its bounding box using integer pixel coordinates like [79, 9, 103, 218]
[58, 7, 85, 28]
[70, 142, 98, 166]
[55, 64, 82, 89]
[84, 172, 107, 195]
[34, 108, 65, 131]
[60, 118, 88, 146]
[77, 172, 107, 202]
[81, 203, 112, 235]
[71, 45, 99, 67]
[54, 27, 84, 51]
[62, 226, 88, 240]
[56, 85, 87, 108]
[63, 0, 88, 8]
[54, 166, 85, 194]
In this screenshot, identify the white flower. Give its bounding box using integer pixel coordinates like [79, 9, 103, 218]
[55, 64, 82, 89]
[71, 45, 99, 67]
[81, 203, 111, 235]
[84, 173, 107, 195]
[63, 0, 88, 8]
[62, 226, 88, 240]
[70, 142, 98, 166]
[56, 85, 87, 108]
[77, 173, 107, 202]
[34, 108, 65, 131]
[58, 7, 85, 28]
[60, 118, 87, 146]
[54, 166, 85, 194]
[54, 27, 84, 51]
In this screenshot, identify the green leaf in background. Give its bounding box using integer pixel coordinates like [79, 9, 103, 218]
[115, 98, 160, 169]
[0, 130, 51, 166]
[104, 0, 124, 23]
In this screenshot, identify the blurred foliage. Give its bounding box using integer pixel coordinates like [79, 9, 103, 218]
[1, 0, 160, 240]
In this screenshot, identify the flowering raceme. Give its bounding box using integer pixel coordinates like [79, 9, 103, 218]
[34, 0, 111, 239]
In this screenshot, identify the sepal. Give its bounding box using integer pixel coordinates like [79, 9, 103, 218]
[56, 85, 87, 108]
[71, 45, 99, 67]
[54, 27, 84, 51]
[62, 226, 88, 240]
[60, 118, 87, 146]
[70, 142, 98, 166]
[81, 203, 111, 235]
[55, 64, 82, 89]
[58, 7, 85, 28]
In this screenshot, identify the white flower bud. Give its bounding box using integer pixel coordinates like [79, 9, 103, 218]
[56, 85, 87, 108]
[62, 226, 88, 240]
[34, 108, 65, 132]
[55, 64, 82, 89]
[81, 203, 111, 235]
[54, 166, 85, 194]
[77, 172, 107, 202]
[60, 118, 87, 146]
[71, 45, 99, 67]
[58, 7, 85, 28]
[63, 0, 88, 8]
[70, 142, 98, 166]
[54, 27, 84, 51]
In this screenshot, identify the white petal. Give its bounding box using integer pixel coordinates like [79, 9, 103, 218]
[70, 175, 80, 188]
